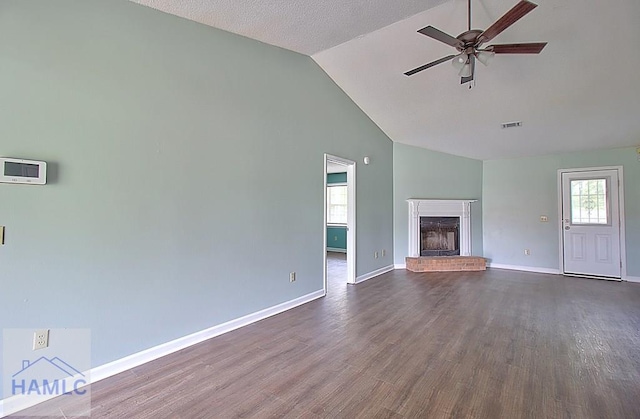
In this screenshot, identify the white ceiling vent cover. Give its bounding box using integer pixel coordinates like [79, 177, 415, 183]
[501, 121, 523, 129]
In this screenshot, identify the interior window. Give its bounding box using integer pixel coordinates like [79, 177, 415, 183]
[327, 185, 347, 224]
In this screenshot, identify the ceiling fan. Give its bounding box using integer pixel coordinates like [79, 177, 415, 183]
[404, 0, 547, 85]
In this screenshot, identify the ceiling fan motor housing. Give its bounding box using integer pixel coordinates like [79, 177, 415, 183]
[455, 29, 484, 52]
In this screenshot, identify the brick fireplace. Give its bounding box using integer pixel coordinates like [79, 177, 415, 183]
[407, 199, 475, 257]
[406, 199, 485, 272]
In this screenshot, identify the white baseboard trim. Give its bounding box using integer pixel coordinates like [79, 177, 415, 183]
[326, 247, 347, 253]
[89, 289, 324, 383]
[0, 289, 325, 418]
[355, 265, 394, 284]
[394, 263, 406, 270]
[487, 263, 561, 275]
[624, 276, 640, 283]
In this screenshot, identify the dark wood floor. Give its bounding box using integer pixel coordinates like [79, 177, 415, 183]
[327, 251, 347, 291]
[12, 268, 640, 418]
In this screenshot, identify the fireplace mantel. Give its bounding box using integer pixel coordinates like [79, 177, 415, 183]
[407, 199, 477, 257]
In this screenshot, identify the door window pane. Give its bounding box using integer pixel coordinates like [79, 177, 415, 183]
[570, 179, 608, 224]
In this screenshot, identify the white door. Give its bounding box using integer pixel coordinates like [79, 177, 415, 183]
[561, 169, 621, 278]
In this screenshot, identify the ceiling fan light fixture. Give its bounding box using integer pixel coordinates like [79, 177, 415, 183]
[476, 50, 495, 66]
[451, 54, 468, 71]
[459, 62, 473, 78]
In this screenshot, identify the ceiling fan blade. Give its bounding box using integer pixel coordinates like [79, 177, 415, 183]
[479, 1, 538, 43]
[460, 54, 475, 84]
[489, 42, 547, 54]
[404, 55, 456, 76]
[417, 26, 463, 49]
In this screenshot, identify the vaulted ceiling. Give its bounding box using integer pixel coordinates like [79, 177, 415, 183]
[132, 0, 640, 160]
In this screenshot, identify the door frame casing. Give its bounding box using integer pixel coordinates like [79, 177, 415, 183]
[324, 154, 357, 293]
[557, 166, 627, 279]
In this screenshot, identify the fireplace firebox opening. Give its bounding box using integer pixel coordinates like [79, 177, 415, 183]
[420, 216, 460, 257]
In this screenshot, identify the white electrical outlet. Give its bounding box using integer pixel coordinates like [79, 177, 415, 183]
[540, 215, 548, 222]
[374, 251, 378, 259]
[381, 249, 386, 257]
[33, 329, 49, 351]
[289, 272, 296, 282]
[524, 249, 531, 256]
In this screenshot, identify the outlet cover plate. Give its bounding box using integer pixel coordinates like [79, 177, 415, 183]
[33, 329, 49, 350]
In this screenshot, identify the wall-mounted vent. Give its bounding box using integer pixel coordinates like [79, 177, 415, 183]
[501, 121, 522, 129]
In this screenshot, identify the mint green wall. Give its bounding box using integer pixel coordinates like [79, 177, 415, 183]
[0, 0, 393, 389]
[327, 226, 347, 250]
[483, 147, 640, 277]
[393, 143, 483, 265]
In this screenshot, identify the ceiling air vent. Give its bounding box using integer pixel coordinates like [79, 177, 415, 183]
[501, 121, 522, 129]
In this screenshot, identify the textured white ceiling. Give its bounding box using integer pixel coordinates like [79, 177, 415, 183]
[132, 0, 640, 160]
[314, 0, 640, 159]
[131, 0, 450, 55]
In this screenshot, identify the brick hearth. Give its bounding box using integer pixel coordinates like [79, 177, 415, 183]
[406, 256, 486, 272]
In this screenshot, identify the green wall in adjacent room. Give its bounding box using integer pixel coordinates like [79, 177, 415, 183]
[327, 226, 347, 250]
[393, 143, 483, 266]
[0, 0, 394, 393]
[483, 146, 640, 277]
[327, 172, 347, 184]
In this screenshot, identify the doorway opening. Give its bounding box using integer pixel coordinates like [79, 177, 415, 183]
[324, 154, 356, 294]
[558, 166, 626, 280]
